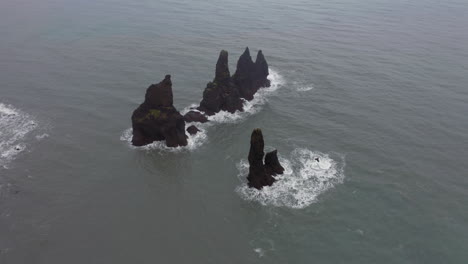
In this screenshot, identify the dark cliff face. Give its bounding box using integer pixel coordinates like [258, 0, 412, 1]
[254, 50, 270, 88]
[264, 149, 285, 176]
[233, 48, 271, 101]
[143, 74, 174, 107]
[131, 75, 188, 147]
[198, 48, 270, 115]
[198, 50, 243, 115]
[247, 129, 284, 189]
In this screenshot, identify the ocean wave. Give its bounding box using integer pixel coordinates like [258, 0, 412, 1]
[121, 68, 285, 151]
[236, 148, 345, 209]
[0, 103, 38, 168]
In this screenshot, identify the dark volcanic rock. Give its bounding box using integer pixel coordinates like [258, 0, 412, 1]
[130, 48, 271, 147]
[233, 48, 271, 101]
[198, 50, 244, 115]
[186, 125, 200, 135]
[265, 150, 285, 176]
[131, 75, 188, 147]
[247, 128, 284, 190]
[183, 111, 208, 123]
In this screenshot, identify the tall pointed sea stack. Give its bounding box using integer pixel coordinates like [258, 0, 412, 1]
[130, 48, 271, 148]
[233, 48, 271, 101]
[247, 129, 284, 189]
[131, 75, 188, 147]
[198, 50, 244, 115]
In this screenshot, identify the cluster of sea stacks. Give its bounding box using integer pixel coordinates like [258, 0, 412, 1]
[247, 129, 285, 189]
[131, 48, 284, 189]
[131, 47, 270, 147]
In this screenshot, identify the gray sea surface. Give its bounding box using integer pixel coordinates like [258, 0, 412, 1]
[1, 0, 468, 263]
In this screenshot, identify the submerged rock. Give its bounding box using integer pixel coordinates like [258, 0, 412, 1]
[131, 75, 188, 147]
[247, 128, 284, 189]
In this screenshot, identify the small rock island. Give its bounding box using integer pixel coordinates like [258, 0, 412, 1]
[131, 48, 271, 147]
[196, 47, 270, 115]
[247, 129, 284, 189]
[131, 75, 188, 147]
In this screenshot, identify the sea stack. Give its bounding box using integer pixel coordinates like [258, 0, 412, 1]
[233, 48, 271, 101]
[196, 48, 271, 116]
[247, 129, 284, 189]
[131, 75, 188, 147]
[198, 50, 244, 115]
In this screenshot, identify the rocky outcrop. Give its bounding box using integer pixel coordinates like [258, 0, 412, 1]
[131, 48, 270, 148]
[233, 48, 270, 101]
[247, 129, 284, 189]
[198, 50, 244, 115]
[131, 75, 188, 147]
[186, 125, 200, 135]
[197, 48, 270, 115]
[183, 111, 208, 123]
[265, 150, 285, 176]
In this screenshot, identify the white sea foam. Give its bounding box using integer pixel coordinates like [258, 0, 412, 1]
[207, 69, 285, 124]
[297, 86, 314, 92]
[121, 68, 285, 151]
[254, 248, 265, 257]
[236, 148, 345, 209]
[0, 103, 38, 168]
[120, 123, 208, 152]
[291, 80, 314, 92]
[35, 133, 49, 140]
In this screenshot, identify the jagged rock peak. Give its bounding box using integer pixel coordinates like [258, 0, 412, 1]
[144, 74, 173, 107]
[131, 75, 187, 147]
[249, 128, 265, 163]
[236, 47, 254, 73]
[242, 47, 251, 57]
[215, 50, 230, 82]
[198, 49, 244, 115]
[265, 149, 285, 175]
[233, 47, 270, 100]
[255, 50, 269, 78]
[247, 128, 285, 189]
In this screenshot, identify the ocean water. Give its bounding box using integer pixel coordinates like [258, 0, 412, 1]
[1, 0, 468, 263]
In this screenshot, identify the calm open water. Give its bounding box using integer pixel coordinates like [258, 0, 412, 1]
[1, 0, 468, 263]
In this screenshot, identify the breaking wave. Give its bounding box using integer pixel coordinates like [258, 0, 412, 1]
[121, 68, 285, 151]
[236, 148, 345, 209]
[0, 103, 38, 169]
